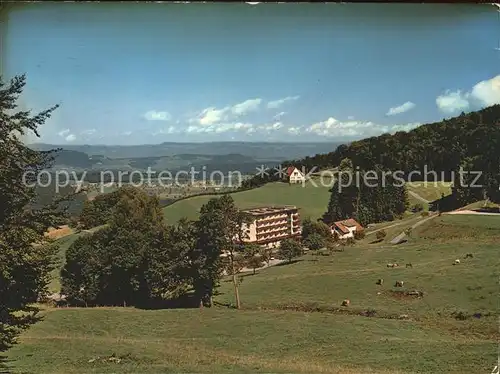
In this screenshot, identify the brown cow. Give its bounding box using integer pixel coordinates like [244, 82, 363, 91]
[394, 281, 404, 287]
[341, 299, 350, 307]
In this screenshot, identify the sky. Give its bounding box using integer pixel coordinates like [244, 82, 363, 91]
[1, 3, 500, 145]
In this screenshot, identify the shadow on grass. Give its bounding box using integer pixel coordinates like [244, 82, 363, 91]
[474, 207, 500, 214]
[369, 239, 384, 244]
[136, 293, 202, 310]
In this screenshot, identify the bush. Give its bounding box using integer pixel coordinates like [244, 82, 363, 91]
[376, 229, 387, 240]
[411, 203, 424, 212]
[277, 238, 303, 263]
[421, 211, 429, 217]
[345, 237, 355, 246]
[303, 233, 326, 251]
[353, 230, 365, 240]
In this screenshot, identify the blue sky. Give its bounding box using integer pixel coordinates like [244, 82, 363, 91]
[2, 3, 500, 145]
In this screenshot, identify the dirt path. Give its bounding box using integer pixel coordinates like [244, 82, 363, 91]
[366, 216, 423, 236]
[446, 210, 500, 216]
[389, 213, 437, 244]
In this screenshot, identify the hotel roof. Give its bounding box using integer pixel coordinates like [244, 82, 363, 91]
[242, 205, 298, 216]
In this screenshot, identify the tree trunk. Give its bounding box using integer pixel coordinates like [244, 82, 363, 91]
[230, 253, 241, 309]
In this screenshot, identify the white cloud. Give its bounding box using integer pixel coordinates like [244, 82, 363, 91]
[123, 131, 132, 136]
[436, 75, 500, 114]
[190, 98, 262, 126]
[436, 90, 470, 114]
[257, 122, 283, 132]
[305, 117, 422, 138]
[65, 134, 76, 142]
[267, 95, 300, 109]
[273, 111, 286, 120]
[287, 127, 302, 135]
[196, 107, 228, 126]
[469, 75, 500, 107]
[153, 126, 177, 135]
[347, 116, 355, 120]
[58, 129, 70, 137]
[57, 128, 77, 142]
[231, 98, 262, 116]
[144, 110, 172, 121]
[186, 122, 254, 134]
[386, 101, 416, 116]
[81, 129, 96, 135]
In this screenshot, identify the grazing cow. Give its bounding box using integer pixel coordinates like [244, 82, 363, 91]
[341, 299, 350, 307]
[465, 253, 473, 259]
[394, 281, 404, 287]
[454, 259, 460, 265]
[387, 263, 399, 268]
[376, 278, 383, 285]
[405, 263, 412, 268]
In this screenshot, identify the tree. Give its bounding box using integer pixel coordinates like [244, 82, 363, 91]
[194, 195, 249, 309]
[242, 243, 264, 274]
[277, 239, 303, 263]
[0, 75, 71, 351]
[61, 187, 181, 307]
[301, 217, 332, 241]
[303, 233, 325, 251]
[246, 255, 264, 275]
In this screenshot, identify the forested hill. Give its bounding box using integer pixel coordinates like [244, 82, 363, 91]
[290, 105, 500, 175]
[243, 105, 500, 205]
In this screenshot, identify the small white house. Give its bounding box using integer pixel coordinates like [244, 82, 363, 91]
[330, 219, 364, 239]
[286, 166, 306, 184]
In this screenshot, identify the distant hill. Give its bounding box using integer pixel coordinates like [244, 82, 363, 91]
[29, 141, 341, 161]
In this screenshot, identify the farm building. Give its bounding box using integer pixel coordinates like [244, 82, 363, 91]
[330, 218, 363, 239]
[285, 166, 306, 184]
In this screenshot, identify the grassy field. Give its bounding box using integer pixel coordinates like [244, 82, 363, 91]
[162, 180, 454, 224]
[163, 181, 332, 223]
[6, 214, 499, 373]
[406, 181, 452, 202]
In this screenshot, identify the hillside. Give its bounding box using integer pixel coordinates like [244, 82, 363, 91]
[162, 180, 453, 224]
[162, 181, 332, 223]
[246, 106, 499, 208]
[7, 214, 499, 374]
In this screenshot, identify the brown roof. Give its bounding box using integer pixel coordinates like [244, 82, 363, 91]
[331, 218, 363, 234]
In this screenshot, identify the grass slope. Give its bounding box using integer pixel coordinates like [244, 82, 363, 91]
[163, 181, 331, 223]
[7, 215, 499, 373]
[163, 180, 454, 224]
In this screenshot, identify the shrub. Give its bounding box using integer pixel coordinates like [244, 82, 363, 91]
[354, 230, 365, 240]
[421, 211, 429, 217]
[376, 229, 387, 240]
[411, 203, 424, 212]
[345, 237, 355, 246]
[303, 233, 326, 251]
[277, 238, 303, 263]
